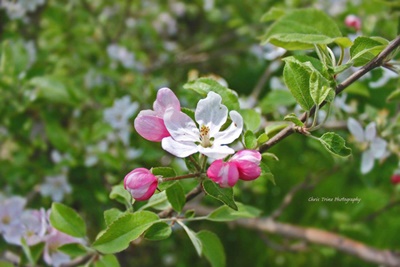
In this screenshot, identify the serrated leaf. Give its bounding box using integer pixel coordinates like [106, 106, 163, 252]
[58, 243, 88, 257]
[283, 57, 315, 110]
[104, 208, 124, 226]
[319, 132, 352, 157]
[197, 231, 226, 267]
[151, 167, 177, 178]
[183, 78, 240, 110]
[177, 221, 202, 256]
[92, 211, 158, 254]
[166, 182, 186, 212]
[350, 37, 389, 67]
[238, 109, 261, 131]
[261, 8, 348, 50]
[207, 202, 262, 222]
[284, 113, 304, 127]
[94, 254, 120, 267]
[309, 71, 333, 106]
[244, 130, 257, 149]
[144, 222, 172, 241]
[50, 203, 86, 238]
[109, 184, 131, 206]
[387, 88, 400, 102]
[202, 179, 237, 210]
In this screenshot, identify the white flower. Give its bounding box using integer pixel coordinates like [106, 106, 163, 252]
[39, 174, 72, 202]
[106, 44, 137, 69]
[334, 93, 354, 113]
[347, 118, 387, 174]
[0, 196, 26, 235]
[162, 92, 243, 159]
[369, 68, 398, 89]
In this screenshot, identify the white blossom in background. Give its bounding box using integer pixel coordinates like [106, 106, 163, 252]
[203, 0, 214, 11]
[39, 173, 72, 202]
[84, 141, 108, 167]
[250, 43, 286, 61]
[169, 1, 186, 17]
[153, 12, 178, 36]
[50, 150, 72, 164]
[369, 68, 398, 89]
[126, 148, 143, 160]
[0, 196, 26, 242]
[84, 70, 107, 89]
[103, 96, 139, 145]
[347, 118, 388, 174]
[107, 44, 143, 70]
[334, 93, 354, 113]
[1, 0, 45, 20]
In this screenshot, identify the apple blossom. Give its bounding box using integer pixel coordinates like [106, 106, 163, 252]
[124, 168, 158, 201]
[231, 150, 262, 181]
[207, 150, 262, 188]
[207, 160, 239, 188]
[162, 91, 243, 159]
[347, 118, 387, 174]
[134, 87, 181, 142]
[391, 174, 400, 185]
[345, 15, 361, 31]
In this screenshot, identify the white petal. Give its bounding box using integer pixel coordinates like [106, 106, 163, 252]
[195, 92, 228, 136]
[371, 137, 387, 158]
[164, 108, 200, 142]
[361, 150, 374, 174]
[365, 122, 377, 142]
[213, 111, 243, 145]
[347, 118, 364, 142]
[198, 145, 235, 159]
[162, 137, 198, 158]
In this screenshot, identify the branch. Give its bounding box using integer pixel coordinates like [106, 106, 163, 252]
[259, 35, 400, 153]
[187, 204, 400, 267]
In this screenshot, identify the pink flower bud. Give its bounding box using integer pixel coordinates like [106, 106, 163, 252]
[345, 15, 361, 31]
[391, 174, 400, 185]
[231, 150, 262, 181]
[134, 88, 181, 142]
[124, 168, 158, 201]
[207, 160, 239, 188]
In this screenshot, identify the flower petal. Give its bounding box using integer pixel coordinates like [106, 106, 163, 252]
[207, 160, 239, 188]
[231, 149, 262, 163]
[371, 137, 387, 158]
[162, 137, 199, 158]
[198, 145, 235, 159]
[195, 92, 228, 136]
[213, 111, 243, 145]
[134, 110, 170, 142]
[361, 150, 375, 174]
[347, 118, 364, 142]
[164, 108, 200, 142]
[365, 122, 377, 142]
[153, 87, 181, 115]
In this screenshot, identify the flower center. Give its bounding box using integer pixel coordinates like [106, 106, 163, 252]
[200, 125, 212, 147]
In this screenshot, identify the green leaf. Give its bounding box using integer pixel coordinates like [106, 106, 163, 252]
[244, 130, 257, 149]
[144, 222, 172, 241]
[283, 57, 315, 111]
[257, 133, 269, 145]
[318, 132, 352, 157]
[94, 254, 120, 267]
[238, 109, 261, 131]
[184, 154, 201, 173]
[29, 76, 73, 104]
[92, 211, 159, 254]
[104, 208, 124, 226]
[0, 40, 29, 78]
[183, 78, 240, 110]
[177, 221, 202, 256]
[0, 260, 14, 267]
[139, 191, 170, 211]
[264, 122, 290, 137]
[261, 8, 349, 50]
[284, 113, 304, 127]
[260, 7, 286, 22]
[259, 90, 296, 114]
[50, 203, 86, 238]
[260, 162, 275, 185]
[350, 37, 389, 67]
[166, 182, 186, 212]
[41, 112, 70, 151]
[387, 89, 400, 102]
[151, 167, 177, 178]
[309, 71, 333, 106]
[109, 184, 131, 206]
[207, 202, 262, 222]
[197, 231, 226, 267]
[58, 243, 88, 257]
[202, 179, 237, 210]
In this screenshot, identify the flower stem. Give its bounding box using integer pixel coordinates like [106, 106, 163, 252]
[161, 173, 203, 182]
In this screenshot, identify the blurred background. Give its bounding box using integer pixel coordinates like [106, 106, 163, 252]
[0, 0, 399, 266]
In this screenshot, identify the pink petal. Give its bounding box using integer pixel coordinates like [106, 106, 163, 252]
[134, 110, 170, 142]
[153, 87, 181, 115]
[124, 168, 158, 201]
[235, 161, 261, 181]
[207, 160, 239, 188]
[231, 149, 261, 163]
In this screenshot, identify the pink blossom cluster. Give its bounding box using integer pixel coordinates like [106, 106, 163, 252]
[0, 196, 84, 267]
[124, 88, 263, 201]
[344, 15, 361, 31]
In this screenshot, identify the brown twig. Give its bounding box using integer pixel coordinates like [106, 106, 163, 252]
[259, 35, 400, 153]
